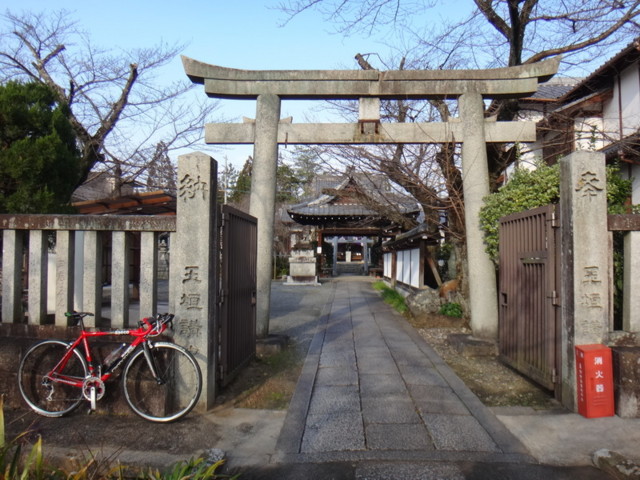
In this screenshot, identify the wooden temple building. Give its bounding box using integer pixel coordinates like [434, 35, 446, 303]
[287, 173, 421, 276]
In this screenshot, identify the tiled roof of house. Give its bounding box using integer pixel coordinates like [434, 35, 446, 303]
[73, 190, 176, 215]
[528, 82, 577, 100]
[561, 38, 640, 103]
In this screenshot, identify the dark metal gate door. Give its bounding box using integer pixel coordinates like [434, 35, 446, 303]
[499, 204, 560, 395]
[218, 205, 257, 387]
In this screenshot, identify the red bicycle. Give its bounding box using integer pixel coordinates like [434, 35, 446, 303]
[18, 311, 202, 423]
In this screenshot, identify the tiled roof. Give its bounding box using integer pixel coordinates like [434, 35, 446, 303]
[288, 174, 420, 224]
[527, 82, 577, 100]
[72, 190, 176, 215]
[561, 38, 640, 102]
[289, 202, 412, 217]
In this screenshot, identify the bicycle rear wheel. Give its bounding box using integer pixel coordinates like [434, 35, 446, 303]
[18, 340, 87, 417]
[122, 342, 202, 422]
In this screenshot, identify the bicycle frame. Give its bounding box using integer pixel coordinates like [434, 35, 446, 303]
[20, 311, 201, 422]
[47, 317, 166, 388]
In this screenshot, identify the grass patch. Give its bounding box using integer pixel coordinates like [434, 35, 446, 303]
[439, 302, 463, 318]
[372, 281, 408, 314]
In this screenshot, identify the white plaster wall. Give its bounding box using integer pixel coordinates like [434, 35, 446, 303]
[513, 107, 545, 170]
[601, 61, 640, 143]
[410, 248, 420, 287]
[391, 248, 420, 288]
[383, 252, 392, 278]
[396, 251, 404, 283]
[603, 82, 620, 142]
[402, 250, 412, 285]
[574, 116, 606, 151]
[620, 64, 640, 137]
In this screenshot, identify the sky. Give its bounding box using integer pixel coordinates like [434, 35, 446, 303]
[5, 1, 625, 172]
[7, 0, 438, 170]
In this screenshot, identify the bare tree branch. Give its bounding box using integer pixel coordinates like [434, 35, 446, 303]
[0, 9, 221, 191]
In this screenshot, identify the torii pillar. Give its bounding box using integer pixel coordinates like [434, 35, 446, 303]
[183, 56, 560, 339]
[459, 93, 499, 338]
[251, 94, 281, 337]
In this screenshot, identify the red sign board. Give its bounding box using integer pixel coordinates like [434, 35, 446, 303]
[575, 344, 615, 418]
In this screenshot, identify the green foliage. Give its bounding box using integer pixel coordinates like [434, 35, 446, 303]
[0, 396, 235, 479]
[479, 162, 635, 262]
[606, 165, 636, 214]
[227, 149, 325, 205]
[372, 281, 408, 314]
[287, 146, 324, 197]
[479, 162, 560, 262]
[0, 437, 235, 480]
[228, 157, 252, 204]
[146, 141, 176, 192]
[276, 162, 301, 203]
[0, 81, 81, 213]
[612, 231, 625, 329]
[145, 457, 238, 480]
[439, 302, 463, 318]
[1, 436, 50, 480]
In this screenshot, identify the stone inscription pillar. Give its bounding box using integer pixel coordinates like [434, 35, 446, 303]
[250, 94, 281, 338]
[459, 93, 499, 339]
[175, 152, 218, 409]
[559, 151, 609, 411]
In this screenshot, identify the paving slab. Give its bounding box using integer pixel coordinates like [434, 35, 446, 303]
[274, 276, 536, 468]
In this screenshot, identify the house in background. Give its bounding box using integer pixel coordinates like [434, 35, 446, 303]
[72, 171, 139, 203]
[513, 77, 579, 170]
[535, 38, 640, 203]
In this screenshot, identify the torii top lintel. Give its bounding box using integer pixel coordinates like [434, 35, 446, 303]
[182, 55, 560, 100]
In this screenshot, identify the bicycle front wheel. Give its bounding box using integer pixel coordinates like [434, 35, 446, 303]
[122, 342, 202, 422]
[18, 340, 88, 417]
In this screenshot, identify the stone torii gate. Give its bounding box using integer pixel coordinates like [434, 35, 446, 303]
[183, 56, 560, 340]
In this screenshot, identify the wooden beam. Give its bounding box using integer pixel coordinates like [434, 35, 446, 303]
[608, 214, 640, 231]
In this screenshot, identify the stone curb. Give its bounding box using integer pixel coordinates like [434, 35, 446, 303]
[593, 449, 640, 479]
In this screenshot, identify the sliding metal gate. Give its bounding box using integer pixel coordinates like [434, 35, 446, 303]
[499, 205, 560, 396]
[218, 205, 257, 386]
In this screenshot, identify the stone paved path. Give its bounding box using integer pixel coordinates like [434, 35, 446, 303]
[274, 276, 532, 465]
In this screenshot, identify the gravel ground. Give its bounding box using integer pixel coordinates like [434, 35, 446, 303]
[417, 322, 559, 409]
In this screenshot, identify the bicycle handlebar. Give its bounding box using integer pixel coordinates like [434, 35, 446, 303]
[139, 313, 174, 336]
